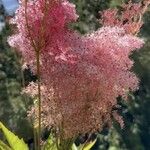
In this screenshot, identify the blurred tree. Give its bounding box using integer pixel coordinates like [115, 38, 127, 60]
[0, 0, 5, 32]
[0, 4, 32, 141]
[71, 0, 111, 33]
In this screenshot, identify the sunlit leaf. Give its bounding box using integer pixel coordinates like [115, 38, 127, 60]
[72, 143, 78, 150]
[82, 139, 97, 150]
[0, 122, 29, 150]
[0, 140, 12, 150]
[42, 134, 57, 150]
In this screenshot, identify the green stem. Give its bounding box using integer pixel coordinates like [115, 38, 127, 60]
[33, 126, 37, 150]
[36, 51, 41, 150]
[24, 1, 42, 149]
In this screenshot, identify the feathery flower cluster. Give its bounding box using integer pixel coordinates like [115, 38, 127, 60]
[100, 0, 150, 34]
[8, 0, 146, 138]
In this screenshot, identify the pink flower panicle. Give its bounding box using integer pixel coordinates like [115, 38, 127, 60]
[8, 0, 79, 67]
[100, 0, 150, 35]
[8, 0, 147, 138]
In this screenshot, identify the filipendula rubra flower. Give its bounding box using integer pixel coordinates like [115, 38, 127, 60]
[8, 0, 148, 139]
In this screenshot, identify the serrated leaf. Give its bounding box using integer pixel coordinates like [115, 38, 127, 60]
[82, 139, 97, 150]
[0, 122, 29, 150]
[0, 140, 12, 150]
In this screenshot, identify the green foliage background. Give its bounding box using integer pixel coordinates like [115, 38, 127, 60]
[0, 2, 32, 142]
[0, 0, 150, 150]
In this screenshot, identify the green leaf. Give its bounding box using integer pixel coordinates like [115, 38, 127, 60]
[42, 134, 57, 150]
[82, 139, 97, 150]
[72, 143, 78, 150]
[0, 122, 29, 150]
[0, 140, 12, 150]
[77, 144, 84, 150]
